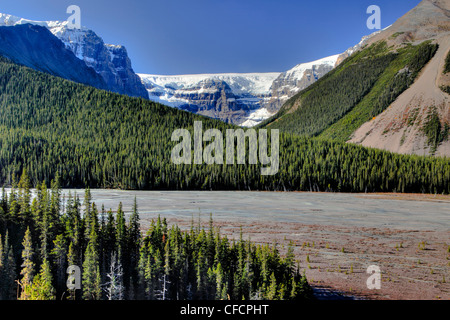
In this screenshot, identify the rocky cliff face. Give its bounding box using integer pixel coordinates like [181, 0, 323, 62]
[0, 13, 148, 99]
[51, 26, 148, 98]
[139, 73, 279, 125]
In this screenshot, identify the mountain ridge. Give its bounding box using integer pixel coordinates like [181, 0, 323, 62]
[0, 12, 148, 99]
[0, 24, 107, 91]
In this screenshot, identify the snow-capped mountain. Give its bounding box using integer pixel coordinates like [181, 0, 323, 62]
[0, 12, 386, 127]
[139, 55, 340, 126]
[0, 23, 108, 91]
[139, 73, 280, 124]
[0, 13, 147, 98]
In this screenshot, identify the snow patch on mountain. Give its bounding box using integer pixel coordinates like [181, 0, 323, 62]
[140, 73, 280, 96]
[240, 108, 274, 127]
[284, 54, 340, 81]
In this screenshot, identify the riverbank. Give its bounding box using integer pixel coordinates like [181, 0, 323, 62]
[5, 189, 448, 299]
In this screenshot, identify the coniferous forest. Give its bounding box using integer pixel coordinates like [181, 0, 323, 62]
[0, 56, 449, 194]
[0, 170, 313, 300]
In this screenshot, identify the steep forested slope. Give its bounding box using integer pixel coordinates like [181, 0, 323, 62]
[261, 41, 438, 141]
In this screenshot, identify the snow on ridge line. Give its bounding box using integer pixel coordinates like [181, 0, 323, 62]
[284, 54, 340, 78]
[0, 12, 87, 31]
[138, 72, 282, 95]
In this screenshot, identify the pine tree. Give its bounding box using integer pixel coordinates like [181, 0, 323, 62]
[82, 229, 101, 300]
[19, 227, 35, 300]
[0, 231, 16, 300]
[0, 233, 3, 299]
[266, 272, 278, 300]
[30, 259, 56, 300]
[128, 196, 141, 289]
[116, 202, 127, 261]
[83, 188, 91, 221]
[51, 234, 67, 295]
[214, 263, 228, 300]
[39, 203, 51, 261]
[103, 209, 116, 268]
[18, 169, 32, 227]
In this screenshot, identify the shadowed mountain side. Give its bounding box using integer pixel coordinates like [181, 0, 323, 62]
[0, 24, 107, 90]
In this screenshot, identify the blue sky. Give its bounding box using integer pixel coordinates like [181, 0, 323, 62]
[2, 0, 421, 75]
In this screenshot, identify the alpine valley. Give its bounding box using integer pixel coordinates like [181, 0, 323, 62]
[0, 0, 449, 303]
[0, 12, 353, 127]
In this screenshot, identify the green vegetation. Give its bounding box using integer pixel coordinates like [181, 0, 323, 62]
[422, 107, 449, 154]
[263, 42, 396, 137]
[444, 49, 450, 74]
[0, 56, 449, 194]
[439, 49, 450, 93]
[261, 41, 438, 142]
[440, 85, 450, 95]
[0, 171, 313, 300]
[390, 32, 405, 40]
[320, 41, 438, 141]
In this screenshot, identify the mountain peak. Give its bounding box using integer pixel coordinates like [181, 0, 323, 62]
[365, 0, 450, 46]
[0, 12, 148, 99]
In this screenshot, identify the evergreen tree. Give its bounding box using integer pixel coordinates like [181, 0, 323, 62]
[30, 259, 56, 300]
[0, 233, 3, 299]
[128, 196, 141, 289]
[266, 272, 278, 300]
[51, 234, 67, 296]
[19, 227, 35, 300]
[18, 169, 32, 227]
[116, 202, 127, 261]
[0, 231, 16, 300]
[82, 229, 101, 300]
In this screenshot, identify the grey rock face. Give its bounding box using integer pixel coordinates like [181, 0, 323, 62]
[53, 28, 148, 99]
[139, 73, 278, 125]
[167, 79, 263, 124]
[265, 63, 335, 113]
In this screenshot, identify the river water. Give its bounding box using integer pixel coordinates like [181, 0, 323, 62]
[51, 190, 450, 232]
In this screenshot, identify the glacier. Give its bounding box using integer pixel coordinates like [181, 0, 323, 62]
[139, 54, 340, 126]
